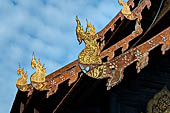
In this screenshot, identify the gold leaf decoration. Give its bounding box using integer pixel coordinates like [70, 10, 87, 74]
[30, 53, 46, 90]
[16, 64, 28, 91]
[76, 16, 102, 65]
[118, 0, 135, 20]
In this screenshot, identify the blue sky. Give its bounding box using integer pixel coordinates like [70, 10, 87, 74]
[0, 0, 127, 112]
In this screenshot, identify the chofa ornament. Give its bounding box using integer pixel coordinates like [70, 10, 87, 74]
[30, 53, 47, 90]
[118, 0, 134, 20]
[16, 64, 28, 91]
[118, 0, 151, 21]
[76, 16, 102, 65]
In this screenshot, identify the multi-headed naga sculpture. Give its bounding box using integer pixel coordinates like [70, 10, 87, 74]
[76, 16, 102, 65]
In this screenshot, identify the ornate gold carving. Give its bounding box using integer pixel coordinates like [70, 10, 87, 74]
[76, 16, 102, 65]
[16, 64, 28, 91]
[89, 64, 106, 79]
[147, 86, 170, 113]
[30, 53, 47, 90]
[118, 0, 135, 20]
[86, 27, 169, 92]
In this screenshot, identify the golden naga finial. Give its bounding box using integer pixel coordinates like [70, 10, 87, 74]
[118, 0, 134, 20]
[16, 64, 28, 91]
[30, 53, 46, 90]
[76, 16, 102, 65]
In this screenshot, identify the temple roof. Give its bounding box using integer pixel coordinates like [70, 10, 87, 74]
[11, 0, 170, 113]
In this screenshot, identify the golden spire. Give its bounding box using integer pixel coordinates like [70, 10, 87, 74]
[17, 64, 21, 75]
[31, 52, 36, 69]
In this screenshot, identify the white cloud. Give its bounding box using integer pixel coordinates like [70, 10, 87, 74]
[0, 0, 122, 112]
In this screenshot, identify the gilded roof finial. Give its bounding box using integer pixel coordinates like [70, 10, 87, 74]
[118, 0, 132, 15]
[118, 0, 135, 20]
[16, 64, 28, 91]
[30, 53, 46, 90]
[76, 16, 102, 65]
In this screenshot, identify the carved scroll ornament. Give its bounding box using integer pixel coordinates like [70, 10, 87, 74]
[147, 86, 170, 113]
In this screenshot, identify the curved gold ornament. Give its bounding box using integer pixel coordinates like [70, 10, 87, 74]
[147, 86, 170, 113]
[30, 53, 47, 90]
[89, 64, 106, 79]
[16, 64, 28, 91]
[118, 0, 135, 20]
[76, 16, 102, 65]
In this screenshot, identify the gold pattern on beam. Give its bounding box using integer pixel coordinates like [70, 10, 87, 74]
[16, 64, 28, 91]
[30, 53, 47, 90]
[76, 16, 102, 65]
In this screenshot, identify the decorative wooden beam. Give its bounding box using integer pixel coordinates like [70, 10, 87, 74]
[97, 0, 151, 48]
[97, 0, 135, 41]
[44, 26, 169, 97]
[87, 27, 170, 90]
[45, 60, 81, 97]
[100, 20, 143, 60]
